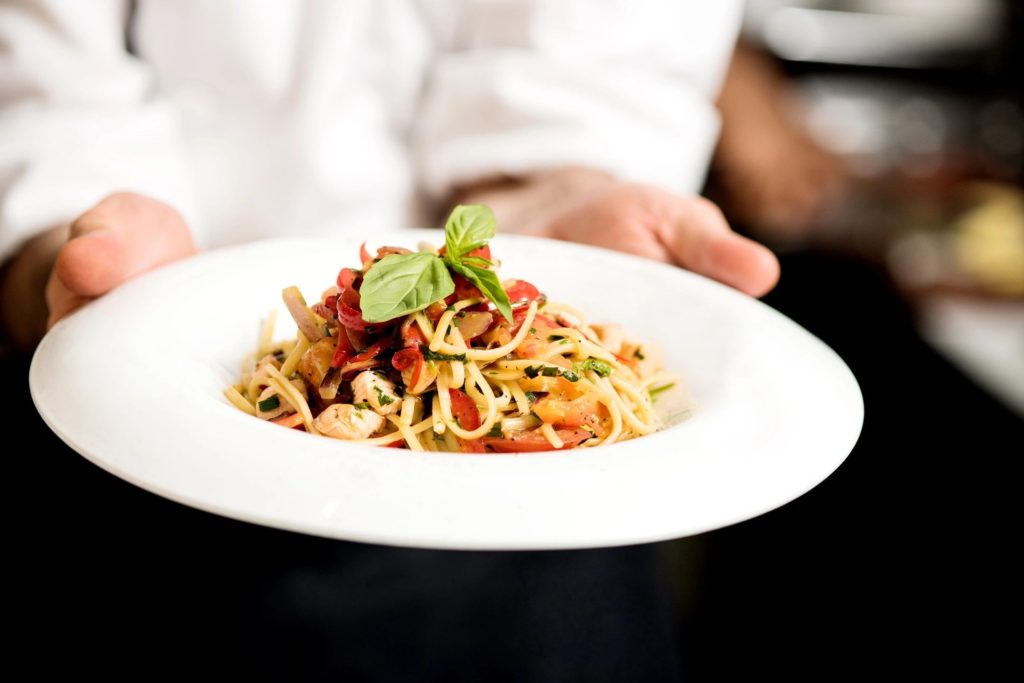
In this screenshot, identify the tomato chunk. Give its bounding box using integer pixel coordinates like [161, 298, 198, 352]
[504, 279, 541, 307]
[350, 339, 391, 363]
[330, 330, 355, 368]
[392, 347, 424, 388]
[448, 388, 481, 431]
[483, 428, 591, 452]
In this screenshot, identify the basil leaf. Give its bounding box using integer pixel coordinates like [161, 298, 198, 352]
[459, 255, 492, 268]
[359, 252, 454, 323]
[444, 204, 496, 258]
[449, 261, 513, 323]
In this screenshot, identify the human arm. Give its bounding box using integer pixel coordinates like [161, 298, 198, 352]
[454, 168, 779, 297]
[415, 1, 777, 296]
[0, 1, 199, 349]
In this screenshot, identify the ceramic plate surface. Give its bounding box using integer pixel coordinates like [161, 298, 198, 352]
[31, 231, 862, 549]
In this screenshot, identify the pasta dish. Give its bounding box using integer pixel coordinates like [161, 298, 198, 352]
[225, 206, 675, 452]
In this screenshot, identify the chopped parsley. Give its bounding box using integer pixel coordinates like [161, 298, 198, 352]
[353, 401, 372, 410]
[487, 423, 503, 437]
[576, 358, 613, 377]
[633, 348, 645, 360]
[525, 391, 538, 404]
[374, 386, 395, 406]
[525, 365, 578, 382]
[257, 395, 280, 412]
[422, 349, 467, 362]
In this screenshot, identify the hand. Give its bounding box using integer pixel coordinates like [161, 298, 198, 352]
[455, 170, 780, 297]
[536, 183, 780, 297]
[46, 192, 196, 328]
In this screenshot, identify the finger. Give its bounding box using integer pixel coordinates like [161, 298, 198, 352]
[55, 230, 125, 298]
[657, 198, 780, 297]
[56, 192, 195, 297]
[702, 232, 781, 298]
[45, 269, 92, 329]
[588, 224, 671, 263]
[545, 197, 673, 263]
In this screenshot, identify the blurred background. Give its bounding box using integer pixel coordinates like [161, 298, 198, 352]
[681, 0, 1022, 680]
[11, 1, 1021, 680]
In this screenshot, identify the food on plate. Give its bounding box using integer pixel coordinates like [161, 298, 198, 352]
[224, 205, 676, 452]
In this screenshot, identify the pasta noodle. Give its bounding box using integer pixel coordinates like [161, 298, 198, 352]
[227, 231, 676, 453]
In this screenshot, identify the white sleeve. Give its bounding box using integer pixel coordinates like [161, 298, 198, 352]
[0, 0, 200, 262]
[414, 0, 742, 199]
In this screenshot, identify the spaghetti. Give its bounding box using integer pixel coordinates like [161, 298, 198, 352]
[226, 207, 675, 453]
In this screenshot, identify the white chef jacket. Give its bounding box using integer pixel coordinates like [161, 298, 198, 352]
[0, 0, 741, 262]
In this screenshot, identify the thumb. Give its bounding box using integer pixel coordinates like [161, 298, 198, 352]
[656, 198, 780, 298]
[55, 192, 196, 297]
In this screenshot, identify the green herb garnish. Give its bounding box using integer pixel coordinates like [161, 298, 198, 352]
[545, 368, 579, 382]
[446, 260, 512, 324]
[525, 364, 579, 382]
[422, 349, 467, 362]
[525, 392, 537, 403]
[358, 252, 455, 323]
[358, 205, 513, 323]
[353, 401, 371, 410]
[444, 204, 496, 258]
[374, 386, 395, 406]
[257, 395, 281, 412]
[648, 383, 675, 401]
[487, 423, 504, 437]
[576, 358, 614, 377]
